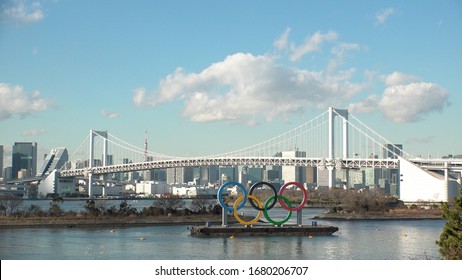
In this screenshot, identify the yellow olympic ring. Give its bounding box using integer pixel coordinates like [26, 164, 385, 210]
[233, 195, 263, 225]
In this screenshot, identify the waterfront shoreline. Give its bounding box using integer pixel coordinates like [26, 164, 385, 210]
[0, 215, 228, 229]
[313, 212, 443, 221]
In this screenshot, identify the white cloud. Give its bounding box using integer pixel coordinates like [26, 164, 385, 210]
[383, 71, 420, 86]
[21, 129, 46, 137]
[0, 83, 51, 121]
[405, 136, 435, 145]
[246, 119, 260, 127]
[273, 27, 291, 50]
[349, 72, 449, 123]
[135, 29, 449, 126]
[290, 30, 337, 61]
[375, 7, 395, 25]
[132, 88, 146, 106]
[348, 94, 380, 114]
[1, 0, 44, 25]
[328, 43, 361, 72]
[135, 53, 365, 124]
[379, 82, 449, 123]
[331, 43, 361, 58]
[100, 109, 119, 119]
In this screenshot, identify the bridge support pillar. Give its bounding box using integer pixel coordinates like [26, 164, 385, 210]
[444, 161, 449, 189]
[328, 107, 334, 188]
[102, 132, 108, 198]
[88, 130, 94, 197]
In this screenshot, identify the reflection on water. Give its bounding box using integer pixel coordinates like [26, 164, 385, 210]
[0, 208, 444, 260]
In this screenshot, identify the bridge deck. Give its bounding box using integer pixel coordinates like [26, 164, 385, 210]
[59, 157, 400, 177]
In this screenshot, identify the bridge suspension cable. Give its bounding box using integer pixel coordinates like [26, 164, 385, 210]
[60, 107, 414, 174]
[332, 108, 411, 159]
[207, 111, 329, 158]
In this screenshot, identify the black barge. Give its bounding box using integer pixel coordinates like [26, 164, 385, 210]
[189, 224, 339, 237]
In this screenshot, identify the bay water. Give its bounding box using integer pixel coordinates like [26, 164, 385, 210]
[0, 201, 444, 260]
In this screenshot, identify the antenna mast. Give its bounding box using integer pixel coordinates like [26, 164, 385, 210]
[144, 130, 148, 162]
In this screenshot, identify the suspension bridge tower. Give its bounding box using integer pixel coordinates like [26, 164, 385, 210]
[328, 107, 349, 188]
[88, 130, 108, 197]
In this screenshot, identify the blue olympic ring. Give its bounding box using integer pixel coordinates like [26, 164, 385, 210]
[217, 181, 248, 212]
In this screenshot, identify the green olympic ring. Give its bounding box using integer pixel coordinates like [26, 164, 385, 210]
[263, 195, 293, 225]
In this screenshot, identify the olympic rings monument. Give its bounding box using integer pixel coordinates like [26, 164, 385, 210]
[189, 181, 338, 237]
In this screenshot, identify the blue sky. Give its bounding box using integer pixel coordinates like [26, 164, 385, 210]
[1, 0, 461, 166]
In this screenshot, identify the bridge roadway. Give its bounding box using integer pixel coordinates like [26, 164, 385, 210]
[59, 156, 400, 177]
[410, 158, 462, 171]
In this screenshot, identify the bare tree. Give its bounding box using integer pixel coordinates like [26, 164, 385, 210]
[190, 198, 214, 213]
[0, 195, 23, 216]
[153, 196, 186, 214]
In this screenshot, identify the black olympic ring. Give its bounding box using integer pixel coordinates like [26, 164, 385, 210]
[248, 181, 278, 211]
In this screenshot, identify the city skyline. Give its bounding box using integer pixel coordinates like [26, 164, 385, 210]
[1, 1, 461, 166]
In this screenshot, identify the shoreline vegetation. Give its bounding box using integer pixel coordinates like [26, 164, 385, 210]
[313, 209, 443, 221]
[0, 188, 445, 228]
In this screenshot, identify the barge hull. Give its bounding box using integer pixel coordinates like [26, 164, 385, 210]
[189, 224, 338, 237]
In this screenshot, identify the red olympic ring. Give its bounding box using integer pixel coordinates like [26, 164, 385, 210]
[278, 182, 308, 211]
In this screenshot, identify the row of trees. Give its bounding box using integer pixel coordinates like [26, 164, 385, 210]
[1, 188, 402, 217]
[0, 195, 220, 218]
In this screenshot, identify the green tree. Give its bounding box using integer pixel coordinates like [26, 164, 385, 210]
[437, 188, 462, 259]
[84, 199, 101, 216]
[118, 200, 137, 216]
[48, 196, 64, 216]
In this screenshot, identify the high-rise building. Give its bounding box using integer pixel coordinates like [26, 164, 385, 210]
[365, 168, 382, 187]
[36, 148, 69, 177]
[239, 166, 248, 186]
[382, 144, 402, 194]
[3, 167, 13, 181]
[197, 166, 218, 186]
[383, 144, 403, 159]
[305, 167, 317, 184]
[247, 167, 263, 184]
[281, 150, 306, 184]
[0, 145, 3, 178]
[151, 169, 166, 181]
[219, 166, 236, 182]
[12, 142, 37, 179]
[166, 167, 194, 184]
[263, 169, 280, 181]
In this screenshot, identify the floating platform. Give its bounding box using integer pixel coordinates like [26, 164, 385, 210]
[189, 224, 339, 237]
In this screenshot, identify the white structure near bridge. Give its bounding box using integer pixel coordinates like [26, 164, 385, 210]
[399, 157, 461, 202]
[134, 181, 170, 197]
[172, 185, 218, 198]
